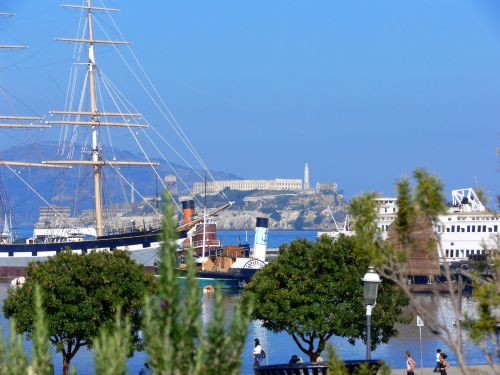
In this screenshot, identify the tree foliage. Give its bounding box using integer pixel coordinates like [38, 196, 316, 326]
[94, 309, 131, 375]
[30, 284, 52, 375]
[3, 250, 154, 375]
[463, 245, 500, 368]
[244, 235, 409, 361]
[0, 286, 51, 374]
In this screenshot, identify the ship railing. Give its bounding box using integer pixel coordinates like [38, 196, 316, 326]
[191, 239, 222, 249]
[104, 223, 161, 236]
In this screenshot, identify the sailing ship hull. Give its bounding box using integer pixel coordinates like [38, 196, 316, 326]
[0, 229, 161, 278]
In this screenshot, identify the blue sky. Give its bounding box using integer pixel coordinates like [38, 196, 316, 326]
[0, 0, 499, 202]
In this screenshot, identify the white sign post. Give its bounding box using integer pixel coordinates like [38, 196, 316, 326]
[416, 315, 424, 375]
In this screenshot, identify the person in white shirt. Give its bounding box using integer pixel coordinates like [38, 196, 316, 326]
[405, 351, 416, 375]
[433, 349, 442, 373]
[252, 338, 263, 366]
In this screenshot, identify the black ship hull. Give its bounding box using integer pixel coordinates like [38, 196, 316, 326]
[0, 229, 161, 278]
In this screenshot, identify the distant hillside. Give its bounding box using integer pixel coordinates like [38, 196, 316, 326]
[0, 141, 240, 225]
[195, 188, 349, 230]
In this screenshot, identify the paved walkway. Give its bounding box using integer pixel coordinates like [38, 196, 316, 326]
[391, 365, 499, 374]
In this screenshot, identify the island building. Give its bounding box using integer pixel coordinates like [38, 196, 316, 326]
[164, 175, 178, 196]
[192, 163, 340, 195]
[315, 182, 338, 193]
[192, 178, 303, 195]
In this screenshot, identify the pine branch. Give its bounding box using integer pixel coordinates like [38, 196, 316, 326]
[31, 285, 52, 375]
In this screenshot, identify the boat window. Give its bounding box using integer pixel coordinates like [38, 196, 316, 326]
[488, 227, 492, 232]
[450, 250, 454, 257]
[446, 227, 450, 232]
[466, 250, 469, 256]
[467, 225, 470, 232]
[457, 225, 460, 232]
[472, 226, 475, 232]
[483, 225, 486, 232]
[495, 225, 498, 232]
[446, 250, 449, 257]
[451, 226, 455, 232]
[477, 225, 481, 232]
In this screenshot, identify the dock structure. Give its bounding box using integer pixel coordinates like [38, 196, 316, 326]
[387, 214, 441, 287]
[384, 214, 487, 293]
[455, 268, 491, 285]
[254, 360, 381, 375]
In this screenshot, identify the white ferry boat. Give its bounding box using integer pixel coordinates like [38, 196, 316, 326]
[319, 188, 499, 263]
[435, 188, 498, 262]
[377, 188, 499, 263]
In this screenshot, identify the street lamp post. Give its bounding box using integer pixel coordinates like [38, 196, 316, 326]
[362, 266, 381, 360]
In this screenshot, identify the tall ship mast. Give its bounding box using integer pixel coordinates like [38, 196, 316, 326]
[44, 0, 157, 237]
[0, 2, 233, 278]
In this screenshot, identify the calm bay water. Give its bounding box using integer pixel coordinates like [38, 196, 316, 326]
[3, 229, 497, 374]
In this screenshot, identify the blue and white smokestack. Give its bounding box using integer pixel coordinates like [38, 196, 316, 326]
[253, 217, 269, 262]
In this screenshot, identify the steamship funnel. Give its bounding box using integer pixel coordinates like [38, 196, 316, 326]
[252, 217, 269, 262]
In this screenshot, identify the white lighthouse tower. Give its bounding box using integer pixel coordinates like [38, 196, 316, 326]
[304, 162, 310, 191]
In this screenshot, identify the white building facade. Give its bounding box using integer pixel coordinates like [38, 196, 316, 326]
[192, 178, 303, 195]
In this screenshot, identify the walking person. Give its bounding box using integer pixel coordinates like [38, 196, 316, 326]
[433, 349, 442, 372]
[438, 353, 450, 375]
[288, 354, 304, 365]
[405, 351, 416, 375]
[138, 362, 150, 375]
[253, 338, 264, 367]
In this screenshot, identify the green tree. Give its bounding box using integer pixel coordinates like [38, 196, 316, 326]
[244, 235, 409, 362]
[3, 250, 154, 375]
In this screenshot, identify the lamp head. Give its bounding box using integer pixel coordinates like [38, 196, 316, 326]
[362, 266, 381, 306]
